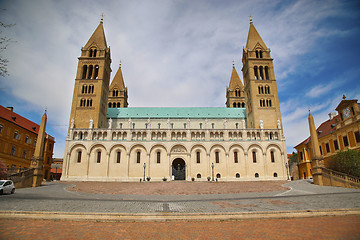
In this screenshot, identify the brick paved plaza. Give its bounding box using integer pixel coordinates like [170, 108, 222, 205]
[1, 215, 359, 240]
[67, 180, 289, 195]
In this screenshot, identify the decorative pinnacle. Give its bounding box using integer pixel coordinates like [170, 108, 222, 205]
[100, 13, 104, 23]
[232, 60, 235, 67]
[342, 94, 346, 100]
[119, 60, 122, 68]
[249, 14, 253, 23]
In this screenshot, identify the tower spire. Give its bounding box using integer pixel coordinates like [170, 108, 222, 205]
[245, 19, 267, 50]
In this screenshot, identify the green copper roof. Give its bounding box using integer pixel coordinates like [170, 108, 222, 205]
[107, 107, 246, 119]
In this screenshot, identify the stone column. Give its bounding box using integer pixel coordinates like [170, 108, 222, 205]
[308, 112, 324, 185]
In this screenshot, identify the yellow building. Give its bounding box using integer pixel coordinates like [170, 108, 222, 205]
[295, 96, 360, 179]
[0, 106, 55, 180]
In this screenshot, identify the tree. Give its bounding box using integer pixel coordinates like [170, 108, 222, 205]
[289, 152, 298, 166]
[0, 13, 15, 77]
[327, 149, 360, 177]
[0, 159, 8, 179]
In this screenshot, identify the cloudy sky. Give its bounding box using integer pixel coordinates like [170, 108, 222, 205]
[1, 0, 360, 158]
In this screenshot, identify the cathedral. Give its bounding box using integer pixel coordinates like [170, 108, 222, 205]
[61, 18, 288, 182]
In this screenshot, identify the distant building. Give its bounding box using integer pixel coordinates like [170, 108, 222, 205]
[294, 96, 360, 179]
[50, 158, 63, 180]
[61, 18, 288, 182]
[0, 106, 55, 180]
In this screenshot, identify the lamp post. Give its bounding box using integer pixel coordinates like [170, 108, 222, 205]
[143, 163, 146, 182]
[211, 162, 215, 182]
[285, 162, 290, 180]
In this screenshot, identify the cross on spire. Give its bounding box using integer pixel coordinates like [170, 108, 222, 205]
[100, 13, 104, 22]
[249, 14, 253, 23]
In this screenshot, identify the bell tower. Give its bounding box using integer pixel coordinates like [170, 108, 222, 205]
[108, 63, 128, 108]
[226, 63, 246, 108]
[242, 18, 282, 129]
[69, 19, 111, 130]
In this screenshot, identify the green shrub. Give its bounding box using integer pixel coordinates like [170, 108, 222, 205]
[327, 149, 360, 177]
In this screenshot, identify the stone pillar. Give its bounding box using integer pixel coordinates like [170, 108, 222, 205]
[308, 112, 324, 185]
[31, 112, 47, 187]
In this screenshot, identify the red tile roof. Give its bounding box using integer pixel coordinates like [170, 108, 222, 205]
[0, 105, 42, 134]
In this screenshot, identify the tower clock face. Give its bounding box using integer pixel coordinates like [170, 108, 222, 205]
[343, 107, 351, 119]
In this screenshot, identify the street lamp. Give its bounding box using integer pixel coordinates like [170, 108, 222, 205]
[285, 162, 290, 180]
[143, 163, 146, 182]
[211, 162, 215, 182]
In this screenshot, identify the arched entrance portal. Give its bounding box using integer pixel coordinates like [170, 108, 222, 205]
[172, 158, 186, 180]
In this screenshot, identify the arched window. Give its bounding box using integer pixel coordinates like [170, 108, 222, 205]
[258, 85, 264, 94]
[89, 85, 94, 93]
[237, 102, 240, 108]
[87, 98, 92, 107]
[236, 173, 240, 178]
[89, 49, 93, 57]
[112, 102, 116, 108]
[265, 85, 270, 94]
[82, 65, 87, 79]
[260, 99, 265, 107]
[255, 50, 259, 58]
[259, 66, 264, 80]
[197, 173, 201, 178]
[108, 102, 112, 108]
[216, 173, 221, 179]
[94, 65, 99, 79]
[271, 151, 275, 163]
[233, 102, 236, 108]
[136, 151, 141, 163]
[82, 85, 87, 94]
[215, 151, 219, 163]
[255, 173, 259, 178]
[97, 151, 101, 163]
[266, 99, 272, 107]
[252, 151, 257, 163]
[93, 49, 97, 57]
[196, 151, 201, 163]
[87, 65, 93, 79]
[157, 151, 161, 163]
[259, 50, 263, 58]
[234, 151, 238, 163]
[265, 66, 269, 80]
[235, 90, 238, 97]
[117, 102, 121, 108]
[117, 151, 121, 163]
[242, 102, 245, 107]
[80, 98, 86, 107]
[254, 66, 258, 80]
[77, 151, 82, 163]
[273, 172, 278, 177]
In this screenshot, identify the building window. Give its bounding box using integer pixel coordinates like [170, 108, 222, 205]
[184, 123, 187, 129]
[89, 85, 94, 94]
[252, 151, 257, 163]
[25, 136, 30, 144]
[170, 123, 174, 129]
[273, 172, 278, 177]
[132, 123, 135, 129]
[216, 173, 221, 179]
[97, 151, 101, 163]
[234, 151, 238, 163]
[334, 140, 339, 151]
[158, 123, 161, 129]
[137, 151, 141, 163]
[77, 151, 82, 163]
[117, 151, 121, 163]
[300, 152, 303, 160]
[82, 65, 87, 79]
[236, 173, 240, 178]
[157, 151, 161, 164]
[11, 146, 16, 156]
[343, 136, 349, 147]
[235, 123, 238, 129]
[255, 173, 259, 178]
[199, 123, 202, 129]
[325, 143, 330, 154]
[354, 131, 360, 143]
[196, 151, 200, 163]
[14, 131, 19, 139]
[270, 151, 275, 163]
[0, 124, 3, 134]
[265, 66, 269, 80]
[197, 173, 201, 178]
[23, 150, 27, 159]
[119, 123, 122, 129]
[215, 151, 219, 163]
[319, 146, 323, 155]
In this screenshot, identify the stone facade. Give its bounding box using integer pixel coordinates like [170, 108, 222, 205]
[61, 19, 288, 182]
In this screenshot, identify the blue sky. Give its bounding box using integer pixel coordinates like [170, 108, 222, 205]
[0, 0, 360, 158]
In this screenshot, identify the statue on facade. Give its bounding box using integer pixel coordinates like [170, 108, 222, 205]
[147, 118, 151, 129]
[89, 118, 93, 129]
[260, 119, 264, 129]
[128, 118, 132, 128]
[277, 119, 281, 129]
[108, 118, 112, 129]
[223, 118, 227, 129]
[242, 119, 246, 129]
[71, 118, 75, 128]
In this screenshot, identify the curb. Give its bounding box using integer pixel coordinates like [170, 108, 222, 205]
[0, 209, 359, 222]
